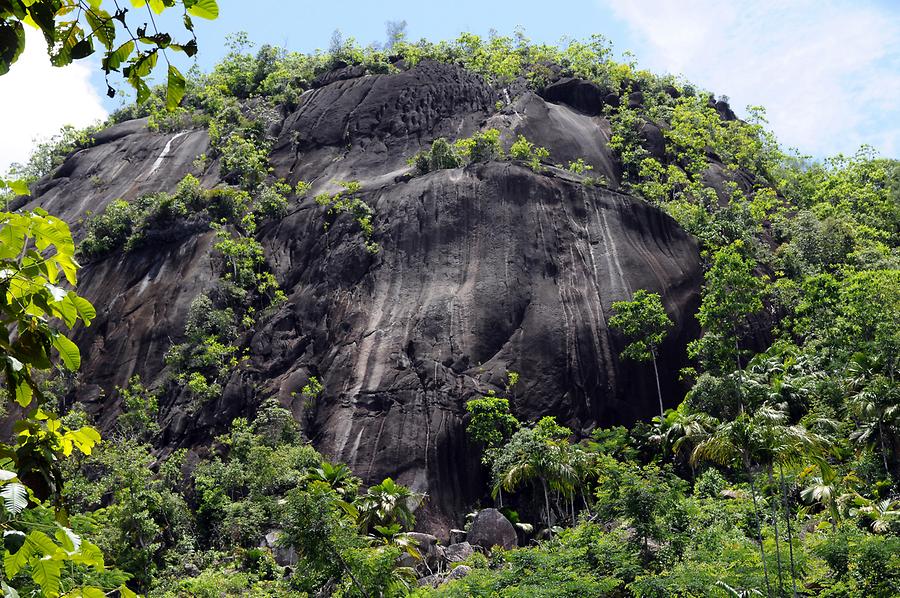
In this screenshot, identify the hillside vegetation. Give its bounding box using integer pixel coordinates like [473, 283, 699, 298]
[1, 30, 899, 597]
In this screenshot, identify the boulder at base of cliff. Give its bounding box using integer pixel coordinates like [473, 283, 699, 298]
[261, 530, 297, 566]
[467, 509, 517, 550]
[443, 565, 472, 583]
[444, 541, 476, 563]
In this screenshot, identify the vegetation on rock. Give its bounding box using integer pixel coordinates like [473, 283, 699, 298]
[1, 25, 899, 598]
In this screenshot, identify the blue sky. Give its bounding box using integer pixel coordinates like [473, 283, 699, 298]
[3, 0, 900, 172]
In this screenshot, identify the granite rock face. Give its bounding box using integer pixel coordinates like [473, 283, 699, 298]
[24, 61, 702, 531]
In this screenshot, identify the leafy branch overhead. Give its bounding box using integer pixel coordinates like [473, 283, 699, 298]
[0, 0, 219, 107]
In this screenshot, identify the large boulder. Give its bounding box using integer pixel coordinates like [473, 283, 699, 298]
[404, 532, 444, 570]
[467, 509, 517, 550]
[444, 541, 475, 563]
[261, 530, 297, 566]
[539, 77, 607, 115]
[443, 565, 472, 583]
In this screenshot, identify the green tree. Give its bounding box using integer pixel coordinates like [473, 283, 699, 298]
[465, 390, 520, 454]
[610, 289, 673, 418]
[491, 417, 578, 527]
[689, 241, 765, 410]
[692, 410, 773, 597]
[0, 207, 137, 595]
[0, 0, 219, 104]
[354, 477, 419, 534]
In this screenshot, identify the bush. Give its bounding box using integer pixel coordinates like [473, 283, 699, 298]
[79, 199, 137, 258]
[454, 128, 503, 163]
[219, 134, 271, 190]
[509, 134, 549, 171]
[410, 137, 463, 174]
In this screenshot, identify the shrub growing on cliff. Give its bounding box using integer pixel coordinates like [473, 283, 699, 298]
[509, 134, 550, 172]
[454, 128, 503, 163]
[315, 181, 379, 253]
[466, 390, 521, 456]
[411, 138, 463, 174]
[80, 199, 138, 258]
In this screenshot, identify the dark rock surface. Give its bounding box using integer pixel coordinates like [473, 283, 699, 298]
[538, 77, 608, 116]
[444, 565, 471, 582]
[443, 541, 475, 563]
[23, 63, 702, 532]
[467, 508, 518, 550]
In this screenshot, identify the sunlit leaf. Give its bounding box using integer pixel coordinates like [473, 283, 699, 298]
[186, 0, 218, 19]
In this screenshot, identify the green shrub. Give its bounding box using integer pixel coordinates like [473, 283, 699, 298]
[454, 128, 503, 163]
[80, 199, 137, 258]
[509, 134, 549, 171]
[315, 181, 378, 253]
[566, 158, 593, 174]
[219, 134, 271, 190]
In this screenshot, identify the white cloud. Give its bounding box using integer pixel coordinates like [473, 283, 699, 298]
[0, 28, 108, 176]
[603, 0, 900, 158]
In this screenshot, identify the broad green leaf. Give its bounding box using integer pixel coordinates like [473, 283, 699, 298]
[14, 379, 32, 408]
[54, 526, 80, 554]
[70, 37, 94, 60]
[7, 180, 29, 196]
[84, 9, 115, 50]
[3, 539, 33, 578]
[187, 0, 218, 19]
[119, 586, 137, 598]
[105, 40, 134, 71]
[52, 334, 80, 371]
[31, 558, 62, 597]
[50, 296, 78, 328]
[62, 426, 100, 456]
[166, 64, 185, 110]
[25, 531, 58, 557]
[65, 293, 95, 326]
[70, 539, 104, 570]
[131, 49, 157, 77]
[0, 20, 25, 76]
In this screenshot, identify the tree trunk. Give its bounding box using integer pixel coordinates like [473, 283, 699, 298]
[541, 478, 551, 528]
[652, 352, 664, 419]
[779, 464, 799, 598]
[580, 487, 592, 517]
[767, 466, 785, 596]
[734, 329, 745, 414]
[747, 464, 772, 598]
[878, 420, 890, 476]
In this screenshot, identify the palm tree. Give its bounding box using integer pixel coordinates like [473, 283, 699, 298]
[492, 425, 578, 527]
[355, 477, 421, 533]
[692, 412, 772, 598]
[849, 496, 900, 533]
[652, 405, 716, 478]
[306, 461, 357, 498]
[755, 404, 827, 598]
[848, 383, 899, 477]
[844, 355, 899, 477]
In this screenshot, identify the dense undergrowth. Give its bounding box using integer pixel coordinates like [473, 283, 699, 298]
[2, 28, 899, 597]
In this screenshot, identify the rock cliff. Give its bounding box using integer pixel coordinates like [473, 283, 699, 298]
[24, 60, 702, 528]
